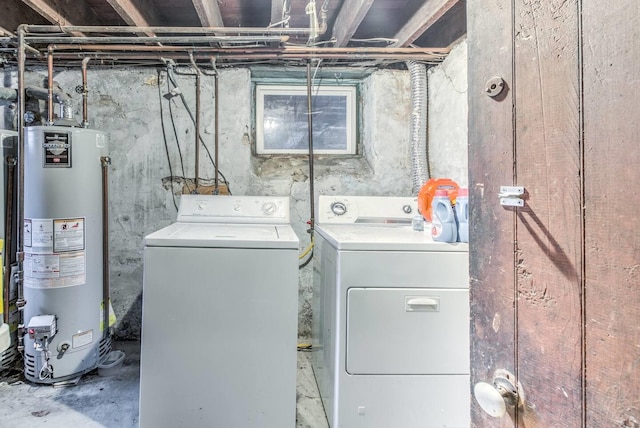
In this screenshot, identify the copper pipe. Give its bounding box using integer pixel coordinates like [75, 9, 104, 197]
[188, 52, 203, 191]
[306, 62, 315, 233]
[3, 156, 16, 324]
[194, 71, 201, 190]
[24, 25, 318, 35]
[28, 36, 289, 45]
[46, 52, 448, 62]
[214, 68, 219, 190]
[100, 156, 111, 339]
[48, 44, 449, 55]
[81, 57, 90, 127]
[16, 25, 26, 325]
[47, 46, 54, 125]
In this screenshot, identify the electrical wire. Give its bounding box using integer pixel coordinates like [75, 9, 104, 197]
[165, 71, 191, 193]
[164, 63, 232, 193]
[299, 236, 314, 260]
[298, 248, 314, 269]
[297, 343, 312, 351]
[157, 68, 179, 211]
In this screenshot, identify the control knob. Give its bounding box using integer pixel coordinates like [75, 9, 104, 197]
[331, 202, 347, 216]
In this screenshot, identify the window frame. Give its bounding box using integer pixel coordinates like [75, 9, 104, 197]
[255, 84, 357, 155]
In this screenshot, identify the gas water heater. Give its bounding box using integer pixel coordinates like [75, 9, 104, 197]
[22, 126, 112, 383]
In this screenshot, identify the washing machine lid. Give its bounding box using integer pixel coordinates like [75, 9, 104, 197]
[144, 222, 299, 249]
[315, 224, 467, 252]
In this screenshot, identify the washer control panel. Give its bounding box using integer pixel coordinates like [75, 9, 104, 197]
[177, 195, 290, 224]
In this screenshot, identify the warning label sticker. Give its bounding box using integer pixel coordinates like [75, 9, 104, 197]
[23, 251, 86, 289]
[24, 217, 87, 288]
[43, 131, 71, 167]
[24, 219, 53, 254]
[54, 218, 85, 252]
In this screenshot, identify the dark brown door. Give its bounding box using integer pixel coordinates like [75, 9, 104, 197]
[468, 0, 640, 426]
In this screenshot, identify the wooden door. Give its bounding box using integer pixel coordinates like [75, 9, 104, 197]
[468, 0, 640, 426]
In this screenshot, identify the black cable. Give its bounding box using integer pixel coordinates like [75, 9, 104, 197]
[157, 68, 178, 212]
[165, 71, 191, 193]
[165, 65, 232, 193]
[298, 249, 314, 270]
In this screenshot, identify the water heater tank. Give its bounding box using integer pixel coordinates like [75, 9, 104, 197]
[23, 126, 111, 383]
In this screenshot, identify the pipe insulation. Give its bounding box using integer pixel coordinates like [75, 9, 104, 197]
[407, 61, 429, 194]
[0, 87, 70, 105]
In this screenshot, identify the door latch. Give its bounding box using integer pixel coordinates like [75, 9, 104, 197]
[498, 186, 525, 207]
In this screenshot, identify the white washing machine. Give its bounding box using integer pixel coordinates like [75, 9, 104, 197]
[312, 195, 470, 428]
[139, 195, 299, 428]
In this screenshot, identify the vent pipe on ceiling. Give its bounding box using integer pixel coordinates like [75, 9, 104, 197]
[407, 61, 430, 195]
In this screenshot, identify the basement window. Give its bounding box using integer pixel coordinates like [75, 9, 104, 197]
[255, 84, 357, 155]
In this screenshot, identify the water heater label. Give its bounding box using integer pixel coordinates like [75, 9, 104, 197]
[24, 218, 87, 288]
[23, 251, 86, 289]
[72, 329, 93, 349]
[24, 219, 53, 252]
[43, 131, 71, 167]
[54, 218, 85, 252]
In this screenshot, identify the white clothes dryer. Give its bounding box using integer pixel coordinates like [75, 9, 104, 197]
[139, 195, 299, 428]
[312, 195, 470, 428]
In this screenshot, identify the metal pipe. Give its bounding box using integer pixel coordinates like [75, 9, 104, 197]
[27, 36, 289, 45]
[3, 156, 15, 324]
[306, 62, 315, 234]
[82, 57, 90, 127]
[188, 52, 203, 191]
[24, 87, 70, 104]
[407, 61, 429, 194]
[23, 25, 318, 35]
[214, 66, 219, 191]
[16, 24, 26, 323]
[47, 46, 54, 125]
[47, 44, 449, 55]
[45, 52, 448, 63]
[194, 70, 201, 190]
[100, 156, 111, 339]
[0, 88, 18, 100]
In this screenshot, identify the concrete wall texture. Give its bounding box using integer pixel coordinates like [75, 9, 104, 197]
[0, 38, 467, 340]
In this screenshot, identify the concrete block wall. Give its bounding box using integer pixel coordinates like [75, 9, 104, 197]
[0, 38, 467, 340]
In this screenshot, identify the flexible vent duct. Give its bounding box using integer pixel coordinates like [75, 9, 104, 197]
[407, 61, 429, 194]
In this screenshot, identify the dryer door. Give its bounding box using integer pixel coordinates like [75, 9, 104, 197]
[345, 287, 469, 375]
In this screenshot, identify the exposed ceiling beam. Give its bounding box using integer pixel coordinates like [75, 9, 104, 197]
[191, 0, 224, 27]
[331, 0, 375, 47]
[0, 1, 46, 34]
[105, 0, 162, 36]
[392, 0, 460, 47]
[0, 26, 15, 36]
[20, 0, 102, 28]
[270, 0, 285, 26]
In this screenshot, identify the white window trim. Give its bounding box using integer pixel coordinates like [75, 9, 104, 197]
[255, 84, 357, 155]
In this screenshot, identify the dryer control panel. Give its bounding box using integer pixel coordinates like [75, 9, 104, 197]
[318, 195, 418, 225]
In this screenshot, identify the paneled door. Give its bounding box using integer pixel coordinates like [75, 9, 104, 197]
[467, 0, 640, 426]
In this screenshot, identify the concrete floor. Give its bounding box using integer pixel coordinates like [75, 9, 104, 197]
[0, 341, 328, 428]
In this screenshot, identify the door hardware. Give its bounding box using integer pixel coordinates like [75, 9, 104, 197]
[474, 369, 524, 418]
[485, 77, 506, 97]
[498, 186, 525, 207]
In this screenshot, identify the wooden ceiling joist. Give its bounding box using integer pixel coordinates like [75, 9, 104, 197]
[270, 0, 286, 27]
[105, 0, 161, 36]
[331, 0, 375, 47]
[392, 0, 460, 47]
[20, 0, 102, 36]
[191, 0, 224, 27]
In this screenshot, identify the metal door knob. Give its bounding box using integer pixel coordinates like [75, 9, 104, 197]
[473, 369, 523, 418]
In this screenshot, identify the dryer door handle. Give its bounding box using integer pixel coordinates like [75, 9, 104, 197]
[405, 297, 440, 312]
